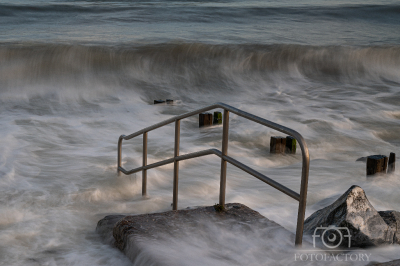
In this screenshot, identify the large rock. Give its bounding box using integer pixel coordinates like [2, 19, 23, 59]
[379, 210, 400, 245]
[372, 259, 400, 266]
[304, 185, 394, 247]
[96, 215, 125, 245]
[97, 203, 300, 266]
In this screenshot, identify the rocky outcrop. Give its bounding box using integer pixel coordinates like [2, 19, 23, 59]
[304, 185, 395, 247]
[379, 211, 400, 244]
[96, 215, 125, 245]
[96, 203, 299, 266]
[111, 203, 288, 251]
[372, 259, 400, 266]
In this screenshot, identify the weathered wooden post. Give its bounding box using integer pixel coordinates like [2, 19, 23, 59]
[213, 111, 222, 125]
[270, 136, 286, 154]
[366, 155, 388, 176]
[286, 136, 296, 154]
[388, 152, 396, 174]
[199, 112, 213, 127]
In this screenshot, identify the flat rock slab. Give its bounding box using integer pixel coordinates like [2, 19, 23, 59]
[97, 203, 301, 266]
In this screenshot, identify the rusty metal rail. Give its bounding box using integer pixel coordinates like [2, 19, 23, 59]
[117, 102, 310, 246]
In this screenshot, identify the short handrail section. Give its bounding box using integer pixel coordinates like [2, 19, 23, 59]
[117, 102, 310, 246]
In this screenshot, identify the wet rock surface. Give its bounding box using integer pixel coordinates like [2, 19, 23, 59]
[378, 211, 400, 245]
[96, 203, 298, 266]
[96, 214, 125, 245]
[112, 203, 268, 250]
[371, 259, 400, 266]
[304, 185, 396, 247]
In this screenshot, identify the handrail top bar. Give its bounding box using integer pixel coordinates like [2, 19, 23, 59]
[120, 102, 308, 152]
[118, 148, 301, 201]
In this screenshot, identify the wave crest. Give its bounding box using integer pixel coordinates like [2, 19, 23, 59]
[0, 42, 399, 93]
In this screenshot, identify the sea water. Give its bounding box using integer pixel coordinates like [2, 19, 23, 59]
[0, 0, 400, 265]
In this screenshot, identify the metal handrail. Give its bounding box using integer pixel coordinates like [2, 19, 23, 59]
[117, 102, 310, 246]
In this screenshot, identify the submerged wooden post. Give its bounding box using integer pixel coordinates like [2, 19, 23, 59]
[213, 111, 222, 125]
[270, 136, 286, 153]
[286, 136, 296, 154]
[366, 155, 388, 176]
[199, 112, 212, 127]
[388, 153, 396, 174]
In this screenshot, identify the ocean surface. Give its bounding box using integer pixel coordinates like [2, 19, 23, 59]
[1, 0, 400, 265]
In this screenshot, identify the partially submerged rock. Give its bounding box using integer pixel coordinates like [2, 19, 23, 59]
[304, 185, 395, 247]
[97, 203, 298, 266]
[379, 211, 400, 245]
[372, 259, 400, 266]
[356, 157, 367, 162]
[96, 215, 125, 245]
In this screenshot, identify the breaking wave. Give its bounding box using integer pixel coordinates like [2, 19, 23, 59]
[1, 42, 399, 93]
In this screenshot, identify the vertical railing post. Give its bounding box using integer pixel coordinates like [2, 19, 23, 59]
[219, 109, 229, 206]
[295, 141, 310, 246]
[142, 132, 148, 196]
[173, 119, 180, 210]
[117, 135, 124, 176]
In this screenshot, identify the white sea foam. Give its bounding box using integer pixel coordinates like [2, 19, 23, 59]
[0, 2, 399, 264]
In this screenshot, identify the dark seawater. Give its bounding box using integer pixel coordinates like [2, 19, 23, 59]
[1, 0, 400, 44]
[0, 1, 400, 265]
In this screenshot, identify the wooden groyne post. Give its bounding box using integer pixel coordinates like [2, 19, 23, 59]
[388, 152, 396, 174]
[367, 155, 388, 176]
[199, 112, 213, 127]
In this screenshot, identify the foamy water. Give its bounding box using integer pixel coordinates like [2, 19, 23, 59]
[1, 0, 400, 265]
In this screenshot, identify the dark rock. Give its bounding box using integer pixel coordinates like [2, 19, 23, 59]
[371, 259, 400, 266]
[304, 185, 394, 247]
[97, 203, 299, 265]
[96, 215, 125, 245]
[356, 157, 367, 162]
[378, 211, 400, 244]
[112, 203, 271, 251]
[154, 100, 165, 104]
